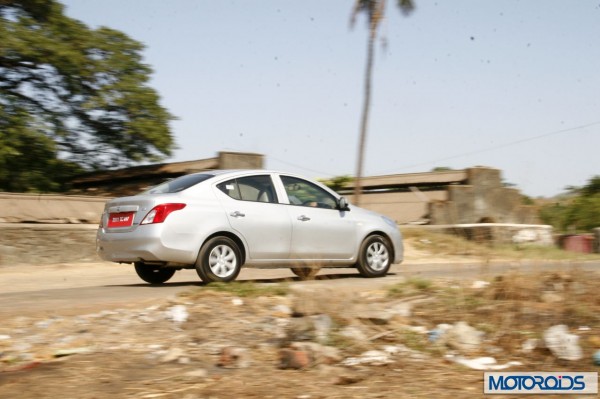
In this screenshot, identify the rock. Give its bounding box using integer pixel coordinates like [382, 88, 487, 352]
[231, 298, 244, 306]
[165, 305, 188, 323]
[404, 325, 428, 334]
[355, 301, 413, 325]
[389, 302, 412, 318]
[339, 326, 367, 342]
[356, 309, 394, 325]
[540, 291, 563, 304]
[218, 346, 252, 368]
[290, 291, 323, 317]
[260, 316, 288, 340]
[341, 350, 393, 366]
[279, 348, 311, 369]
[287, 317, 317, 342]
[184, 369, 209, 378]
[290, 342, 341, 365]
[54, 347, 94, 358]
[383, 344, 429, 360]
[543, 325, 583, 361]
[272, 304, 293, 317]
[310, 314, 332, 344]
[445, 321, 484, 354]
[318, 365, 366, 385]
[521, 338, 539, 353]
[445, 354, 522, 370]
[161, 347, 186, 363]
[471, 280, 490, 289]
[286, 315, 332, 344]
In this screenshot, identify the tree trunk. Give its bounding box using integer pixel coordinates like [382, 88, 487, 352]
[354, 28, 376, 206]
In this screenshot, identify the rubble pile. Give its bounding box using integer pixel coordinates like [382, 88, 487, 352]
[1, 273, 600, 398]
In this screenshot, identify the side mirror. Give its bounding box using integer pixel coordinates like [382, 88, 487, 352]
[337, 197, 350, 211]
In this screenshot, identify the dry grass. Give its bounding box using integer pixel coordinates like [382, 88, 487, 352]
[403, 227, 600, 261]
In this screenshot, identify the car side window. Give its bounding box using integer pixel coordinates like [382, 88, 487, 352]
[281, 176, 337, 209]
[217, 175, 277, 203]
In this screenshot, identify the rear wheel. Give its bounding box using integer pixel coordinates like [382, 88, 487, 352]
[134, 262, 176, 284]
[195, 236, 242, 283]
[290, 266, 321, 280]
[356, 235, 392, 278]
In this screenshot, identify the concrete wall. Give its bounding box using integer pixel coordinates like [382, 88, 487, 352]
[0, 224, 99, 266]
[348, 190, 448, 224]
[428, 167, 539, 225]
[0, 193, 107, 224]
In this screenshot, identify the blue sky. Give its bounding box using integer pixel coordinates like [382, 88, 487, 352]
[61, 0, 600, 197]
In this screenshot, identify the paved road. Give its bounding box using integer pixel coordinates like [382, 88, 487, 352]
[1, 259, 598, 318]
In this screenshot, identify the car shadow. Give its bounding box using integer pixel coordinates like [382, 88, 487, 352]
[108, 271, 399, 288]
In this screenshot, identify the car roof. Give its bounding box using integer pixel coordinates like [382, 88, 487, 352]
[199, 169, 300, 178]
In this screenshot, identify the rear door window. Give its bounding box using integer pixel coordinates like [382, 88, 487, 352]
[217, 175, 277, 203]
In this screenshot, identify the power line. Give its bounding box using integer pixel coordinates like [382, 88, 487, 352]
[375, 120, 600, 174]
[269, 120, 600, 178]
[267, 156, 336, 177]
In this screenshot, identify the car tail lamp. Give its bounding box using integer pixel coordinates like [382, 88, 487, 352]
[141, 203, 186, 225]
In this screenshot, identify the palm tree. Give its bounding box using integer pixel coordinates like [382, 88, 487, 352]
[351, 0, 414, 205]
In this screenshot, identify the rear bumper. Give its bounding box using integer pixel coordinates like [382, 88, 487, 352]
[96, 225, 197, 265]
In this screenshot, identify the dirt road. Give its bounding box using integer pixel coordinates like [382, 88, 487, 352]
[1, 257, 596, 318]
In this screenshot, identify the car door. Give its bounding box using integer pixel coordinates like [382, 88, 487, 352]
[279, 175, 357, 260]
[216, 174, 292, 261]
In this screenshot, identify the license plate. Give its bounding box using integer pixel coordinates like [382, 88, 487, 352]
[107, 212, 135, 228]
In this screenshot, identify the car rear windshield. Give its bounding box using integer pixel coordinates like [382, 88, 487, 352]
[142, 174, 214, 194]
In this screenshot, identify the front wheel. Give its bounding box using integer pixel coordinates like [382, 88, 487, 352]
[134, 262, 176, 284]
[356, 235, 392, 278]
[195, 236, 242, 283]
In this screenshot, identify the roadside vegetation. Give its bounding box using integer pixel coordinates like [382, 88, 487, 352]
[402, 227, 600, 261]
[539, 176, 600, 233]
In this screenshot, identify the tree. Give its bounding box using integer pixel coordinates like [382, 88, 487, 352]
[540, 175, 600, 232]
[318, 175, 353, 193]
[350, 0, 414, 205]
[0, 0, 174, 192]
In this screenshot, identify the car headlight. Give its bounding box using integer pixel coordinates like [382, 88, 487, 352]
[381, 216, 397, 228]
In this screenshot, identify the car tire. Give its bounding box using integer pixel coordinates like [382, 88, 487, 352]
[356, 235, 392, 278]
[196, 236, 242, 283]
[290, 266, 321, 280]
[134, 262, 176, 284]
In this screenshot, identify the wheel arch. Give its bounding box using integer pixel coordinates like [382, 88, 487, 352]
[361, 230, 395, 262]
[201, 231, 247, 265]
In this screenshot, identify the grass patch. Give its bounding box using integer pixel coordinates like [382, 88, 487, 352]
[388, 277, 433, 297]
[182, 281, 289, 298]
[206, 281, 289, 297]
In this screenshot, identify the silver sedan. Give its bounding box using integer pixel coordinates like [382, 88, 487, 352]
[96, 170, 403, 284]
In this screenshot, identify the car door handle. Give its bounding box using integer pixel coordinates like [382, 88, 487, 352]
[297, 215, 311, 222]
[230, 211, 246, 218]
